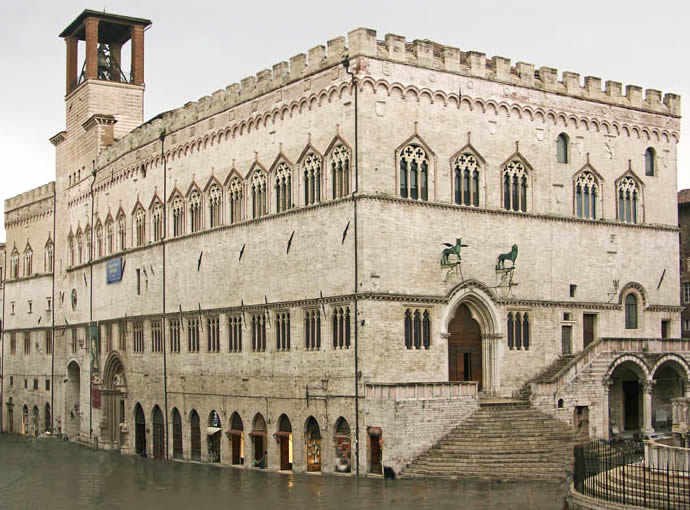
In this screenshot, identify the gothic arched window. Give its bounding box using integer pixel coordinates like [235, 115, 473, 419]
[105, 218, 114, 254]
[503, 160, 528, 212]
[95, 222, 103, 257]
[303, 152, 322, 205]
[44, 238, 54, 272]
[117, 212, 126, 251]
[171, 194, 185, 237]
[575, 171, 599, 219]
[189, 189, 202, 233]
[332, 307, 351, 349]
[23, 245, 33, 277]
[228, 177, 243, 224]
[453, 153, 480, 207]
[76, 229, 84, 264]
[274, 162, 292, 213]
[304, 310, 321, 350]
[134, 207, 146, 246]
[151, 201, 163, 242]
[399, 144, 429, 201]
[208, 183, 222, 228]
[617, 176, 640, 224]
[331, 144, 351, 199]
[251, 171, 267, 218]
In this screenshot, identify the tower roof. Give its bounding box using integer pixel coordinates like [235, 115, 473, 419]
[59, 9, 151, 44]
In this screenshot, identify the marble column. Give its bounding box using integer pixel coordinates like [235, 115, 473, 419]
[642, 381, 655, 437]
[481, 334, 501, 395]
[602, 379, 613, 440]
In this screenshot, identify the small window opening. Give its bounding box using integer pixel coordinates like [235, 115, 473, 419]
[557, 399, 564, 409]
[563, 312, 572, 321]
[136, 269, 141, 295]
[569, 284, 577, 298]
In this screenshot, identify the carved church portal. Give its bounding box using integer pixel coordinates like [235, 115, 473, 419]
[448, 304, 482, 389]
[65, 361, 81, 440]
[103, 355, 127, 450]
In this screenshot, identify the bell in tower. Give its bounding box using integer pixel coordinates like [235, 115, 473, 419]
[60, 9, 151, 94]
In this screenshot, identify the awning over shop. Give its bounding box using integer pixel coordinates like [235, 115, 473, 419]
[226, 429, 243, 436]
[207, 427, 221, 436]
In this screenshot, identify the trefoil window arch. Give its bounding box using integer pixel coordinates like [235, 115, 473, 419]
[274, 162, 292, 213]
[189, 189, 202, 233]
[503, 160, 528, 212]
[151, 201, 163, 242]
[617, 176, 640, 224]
[45, 239, 54, 272]
[23, 245, 33, 277]
[105, 217, 114, 254]
[453, 153, 480, 207]
[116, 212, 126, 251]
[399, 144, 429, 201]
[303, 152, 322, 205]
[171, 194, 185, 237]
[95, 222, 103, 257]
[251, 170, 268, 218]
[134, 207, 146, 247]
[575, 171, 599, 219]
[228, 177, 243, 224]
[76, 229, 84, 264]
[208, 183, 222, 228]
[331, 144, 351, 199]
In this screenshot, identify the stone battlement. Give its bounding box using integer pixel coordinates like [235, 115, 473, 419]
[97, 27, 680, 171]
[4, 182, 55, 213]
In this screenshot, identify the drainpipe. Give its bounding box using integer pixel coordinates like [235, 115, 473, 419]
[160, 130, 170, 459]
[89, 160, 96, 440]
[51, 186, 56, 431]
[343, 56, 360, 476]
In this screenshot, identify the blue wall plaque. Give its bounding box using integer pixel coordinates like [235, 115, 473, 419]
[106, 258, 123, 284]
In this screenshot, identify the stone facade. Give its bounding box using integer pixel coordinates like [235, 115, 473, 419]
[679, 189, 690, 337]
[0, 10, 686, 476]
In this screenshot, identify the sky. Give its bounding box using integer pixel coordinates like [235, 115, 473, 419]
[0, 0, 688, 242]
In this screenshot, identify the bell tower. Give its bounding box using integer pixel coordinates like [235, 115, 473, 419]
[52, 10, 151, 190]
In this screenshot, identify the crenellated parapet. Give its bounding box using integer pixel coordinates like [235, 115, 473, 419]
[95, 27, 680, 175]
[4, 182, 55, 214]
[4, 182, 55, 230]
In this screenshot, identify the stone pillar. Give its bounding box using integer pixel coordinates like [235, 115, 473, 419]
[84, 17, 99, 81]
[131, 25, 145, 85]
[602, 379, 612, 440]
[481, 334, 501, 395]
[65, 37, 78, 94]
[642, 381, 655, 437]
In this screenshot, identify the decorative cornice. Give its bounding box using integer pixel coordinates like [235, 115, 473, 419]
[82, 113, 117, 132]
[49, 131, 66, 146]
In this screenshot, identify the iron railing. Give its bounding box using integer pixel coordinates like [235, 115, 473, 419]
[574, 439, 690, 509]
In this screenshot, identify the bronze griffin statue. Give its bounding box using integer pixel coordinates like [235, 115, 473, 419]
[441, 238, 469, 266]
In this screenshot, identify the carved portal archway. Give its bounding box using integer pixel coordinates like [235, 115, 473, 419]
[102, 353, 127, 450]
[442, 282, 501, 394]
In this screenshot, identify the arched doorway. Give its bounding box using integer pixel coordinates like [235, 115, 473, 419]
[608, 360, 647, 435]
[64, 361, 81, 440]
[21, 405, 28, 435]
[276, 414, 292, 471]
[152, 405, 164, 459]
[190, 410, 201, 461]
[652, 360, 687, 432]
[251, 413, 267, 469]
[207, 410, 222, 463]
[134, 403, 146, 456]
[172, 408, 183, 459]
[228, 412, 244, 465]
[32, 406, 39, 437]
[448, 304, 482, 388]
[305, 416, 322, 472]
[7, 402, 14, 433]
[102, 354, 127, 450]
[44, 403, 51, 433]
[334, 417, 351, 473]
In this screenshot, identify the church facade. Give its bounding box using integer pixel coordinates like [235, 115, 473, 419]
[1, 10, 686, 475]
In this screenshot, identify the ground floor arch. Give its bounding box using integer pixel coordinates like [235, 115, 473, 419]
[305, 416, 321, 472]
[651, 358, 688, 432]
[21, 405, 28, 435]
[228, 412, 244, 465]
[152, 405, 164, 459]
[276, 414, 292, 471]
[606, 357, 651, 437]
[207, 410, 222, 462]
[7, 402, 14, 433]
[31, 405, 39, 436]
[443, 286, 500, 394]
[172, 408, 183, 459]
[44, 403, 51, 432]
[251, 413, 267, 469]
[334, 417, 351, 473]
[134, 403, 146, 456]
[64, 361, 81, 440]
[102, 353, 127, 450]
[190, 409, 201, 461]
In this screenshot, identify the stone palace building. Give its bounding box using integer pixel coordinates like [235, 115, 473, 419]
[0, 9, 686, 478]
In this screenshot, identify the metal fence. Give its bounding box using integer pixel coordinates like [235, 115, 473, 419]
[574, 440, 690, 509]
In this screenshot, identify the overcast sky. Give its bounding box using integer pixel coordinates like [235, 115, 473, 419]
[1, 0, 688, 242]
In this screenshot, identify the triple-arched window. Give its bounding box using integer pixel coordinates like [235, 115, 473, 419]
[617, 176, 640, 224]
[189, 189, 202, 233]
[452, 153, 480, 207]
[503, 160, 528, 212]
[303, 152, 322, 205]
[116, 212, 126, 251]
[575, 171, 599, 220]
[506, 312, 530, 350]
[171, 194, 185, 237]
[44, 238, 53, 272]
[151, 201, 163, 242]
[95, 222, 103, 257]
[208, 183, 222, 228]
[404, 309, 431, 349]
[228, 177, 243, 224]
[304, 310, 321, 350]
[251, 171, 268, 218]
[331, 144, 351, 199]
[275, 311, 290, 351]
[23, 244, 33, 277]
[274, 162, 292, 213]
[105, 217, 114, 254]
[399, 144, 429, 201]
[134, 207, 146, 246]
[332, 307, 351, 349]
[10, 248, 19, 278]
[76, 229, 84, 264]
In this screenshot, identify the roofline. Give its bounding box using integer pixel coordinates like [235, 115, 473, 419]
[59, 9, 151, 38]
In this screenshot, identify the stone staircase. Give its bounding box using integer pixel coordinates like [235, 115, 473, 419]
[400, 400, 586, 481]
[513, 354, 576, 400]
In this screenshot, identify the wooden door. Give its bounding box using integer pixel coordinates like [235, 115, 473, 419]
[583, 314, 595, 348]
[231, 435, 241, 465]
[448, 305, 482, 389]
[307, 439, 321, 472]
[369, 434, 382, 474]
[623, 381, 640, 430]
[280, 436, 291, 470]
